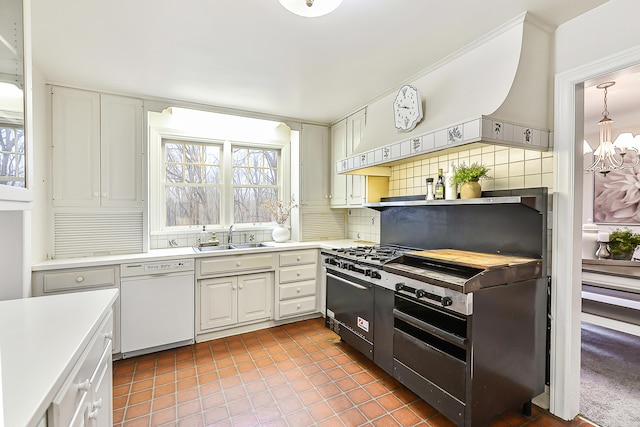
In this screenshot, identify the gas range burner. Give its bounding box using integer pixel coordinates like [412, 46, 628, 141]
[323, 245, 413, 267]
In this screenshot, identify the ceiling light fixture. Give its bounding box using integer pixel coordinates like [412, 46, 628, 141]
[584, 81, 640, 175]
[278, 0, 343, 17]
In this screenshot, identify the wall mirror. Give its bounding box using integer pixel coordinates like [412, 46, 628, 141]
[0, 0, 25, 188]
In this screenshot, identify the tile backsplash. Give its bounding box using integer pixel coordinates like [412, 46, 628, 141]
[150, 229, 273, 249]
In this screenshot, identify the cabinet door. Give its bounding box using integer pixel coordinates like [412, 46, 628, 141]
[88, 343, 113, 427]
[100, 95, 144, 207]
[300, 124, 330, 206]
[347, 109, 366, 206]
[330, 119, 347, 207]
[199, 277, 237, 331]
[52, 87, 101, 207]
[238, 273, 273, 323]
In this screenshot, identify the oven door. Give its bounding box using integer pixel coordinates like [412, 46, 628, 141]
[326, 269, 374, 357]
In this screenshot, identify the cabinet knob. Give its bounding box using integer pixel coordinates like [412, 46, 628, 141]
[92, 398, 103, 410]
[92, 191, 99, 197]
[296, 287, 301, 293]
[76, 276, 85, 283]
[296, 256, 301, 261]
[232, 285, 237, 290]
[239, 284, 244, 289]
[296, 304, 301, 309]
[78, 379, 90, 392]
[236, 262, 241, 267]
[102, 192, 108, 198]
[329, 195, 332, 199]
[104, 331, 113, 341]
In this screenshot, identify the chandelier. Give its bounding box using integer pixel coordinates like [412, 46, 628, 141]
[279, 0, 343, 17]
[584, 81, 640, 175]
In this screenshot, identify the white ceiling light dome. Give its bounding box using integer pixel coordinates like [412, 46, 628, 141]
[279, 0, 343, 17]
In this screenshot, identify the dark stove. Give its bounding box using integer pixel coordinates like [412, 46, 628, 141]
[322, 244, 410, 267]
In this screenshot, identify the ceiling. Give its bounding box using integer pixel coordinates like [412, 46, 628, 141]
[31, 0, 610, 125]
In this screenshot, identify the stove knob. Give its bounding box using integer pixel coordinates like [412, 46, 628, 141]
[442, 297, 453, 307]
[370, 271, 382, 280]
[415, 289, 426, 299]
[395, 283, 405, 291]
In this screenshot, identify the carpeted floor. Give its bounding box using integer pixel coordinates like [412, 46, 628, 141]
[580, 322, 640, 427]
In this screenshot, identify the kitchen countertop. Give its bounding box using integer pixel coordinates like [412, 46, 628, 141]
[31, 239, 363, 271]
[0, 289, 119, 427]
[582, 259, 640, 280]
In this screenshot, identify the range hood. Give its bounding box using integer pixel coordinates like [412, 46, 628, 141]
[341, 12, 552, 176]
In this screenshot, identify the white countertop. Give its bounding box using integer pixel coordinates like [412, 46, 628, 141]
[0, 289, 119, 427]
[31, 239, 363, 271]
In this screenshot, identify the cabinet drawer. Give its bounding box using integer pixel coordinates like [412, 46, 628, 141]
[43, 267, 116, 293]
[199, 254, 274, 276]
[50, 311, 114, 426]
[279, 264, 317, 284]
[279, 296, 317, 318]
[279, 250, 317, 267]
[280, 280, 316, 301]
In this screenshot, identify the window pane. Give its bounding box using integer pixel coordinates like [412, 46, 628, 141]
[233, 187, 278, 224]
[232, 148, 247, 167]
[165, 143, 183, 162]
[204, 166, 219, 184]
[233, 167, 249, 185]
[165, 186, 220, 226]
[185, 165, 202, 183]
[265, 150, 277, 168]
[185, 145, 202, 164]
[165, 163, 183, 183]
[249, 150, 263, 167]
[204, 145, 220, 165]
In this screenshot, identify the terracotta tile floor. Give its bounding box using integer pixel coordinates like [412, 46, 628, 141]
[113, 318, 595, 427]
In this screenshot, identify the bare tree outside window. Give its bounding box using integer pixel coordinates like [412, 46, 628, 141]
[164, 140, 221, 226]
[232, 147, 279, 223]
[163, 140, 280, 228]
[0, 126, 25, 187]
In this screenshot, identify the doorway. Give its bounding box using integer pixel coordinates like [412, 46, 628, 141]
[552, 45, 640, 421]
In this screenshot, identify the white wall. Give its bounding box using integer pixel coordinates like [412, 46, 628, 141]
[555, 0, 640, 75]
[30, 66, 49, 263]
[0, 211, 26, 300]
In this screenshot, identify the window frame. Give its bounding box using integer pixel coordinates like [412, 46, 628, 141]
[149, 125, 290, 234]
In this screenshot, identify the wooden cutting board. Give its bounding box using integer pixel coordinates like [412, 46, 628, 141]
[406, 249, 539, 270]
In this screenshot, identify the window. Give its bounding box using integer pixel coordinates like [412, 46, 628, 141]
[232, 147, 278, 223]
[161, 139, 282, 229]
[0, 125, 25, 187]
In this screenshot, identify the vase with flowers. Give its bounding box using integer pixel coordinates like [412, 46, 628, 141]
[452, 162, 491, 199]
[263, 197, 299, 242]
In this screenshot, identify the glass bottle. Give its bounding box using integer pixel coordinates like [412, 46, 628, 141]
[434, 168, 445, 199]
[425, 178, 434, 200]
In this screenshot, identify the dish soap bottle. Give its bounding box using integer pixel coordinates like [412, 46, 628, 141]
[434, 168, 445, 199]
[445, 163, 457, 200]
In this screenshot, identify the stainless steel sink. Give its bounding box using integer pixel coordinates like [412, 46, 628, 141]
[230, 243, 269, 249]
[193, 245, 233, 252]
[194, 242, 269, 252]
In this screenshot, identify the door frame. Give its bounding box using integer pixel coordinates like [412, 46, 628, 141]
[551, 45, 640, 420]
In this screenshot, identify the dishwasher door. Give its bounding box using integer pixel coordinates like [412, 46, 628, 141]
[121, 260, 195, 357]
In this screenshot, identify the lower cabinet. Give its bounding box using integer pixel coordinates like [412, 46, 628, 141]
[49, 310, 114, 427]
[276, 249, 319, 319]
[198, 272, 273, 333]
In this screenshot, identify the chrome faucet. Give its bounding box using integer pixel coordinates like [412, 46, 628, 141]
[228, 224, 235, 244]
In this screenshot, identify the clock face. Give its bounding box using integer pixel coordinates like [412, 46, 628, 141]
[393, 84, 423, 131]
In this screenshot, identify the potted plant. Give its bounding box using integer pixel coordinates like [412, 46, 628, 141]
[608, 227, 640, 260]
[452, 162, 491, 199]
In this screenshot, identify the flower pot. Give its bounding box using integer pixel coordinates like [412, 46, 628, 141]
[272, 225, 290, 243]
[460, 180, 481, 199]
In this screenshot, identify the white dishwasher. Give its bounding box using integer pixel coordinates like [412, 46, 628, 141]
[120, 259, 195, 358]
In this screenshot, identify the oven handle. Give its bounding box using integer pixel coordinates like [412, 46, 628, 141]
[393, 309, 468, 349]
[327, 273, 370, 290]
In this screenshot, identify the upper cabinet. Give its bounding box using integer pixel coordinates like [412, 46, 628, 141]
[51, 87, 143, 207]
[0, 0, 33, 207]
[299, 123, 330, 207]
[330, 108, 366, 208]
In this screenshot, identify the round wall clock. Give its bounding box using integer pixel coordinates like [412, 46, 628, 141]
[393, 84, 423, 132]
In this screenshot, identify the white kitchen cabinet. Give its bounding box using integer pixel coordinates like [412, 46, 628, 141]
[331, 109, 366, 207]
[51, 86, 143, 207]
[32, 265, 121, 355]
[198, 272, 273, 332]
[300, 123, 331, 206]
[276, 249, 318, 319]
[49, 309, 113, 427]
